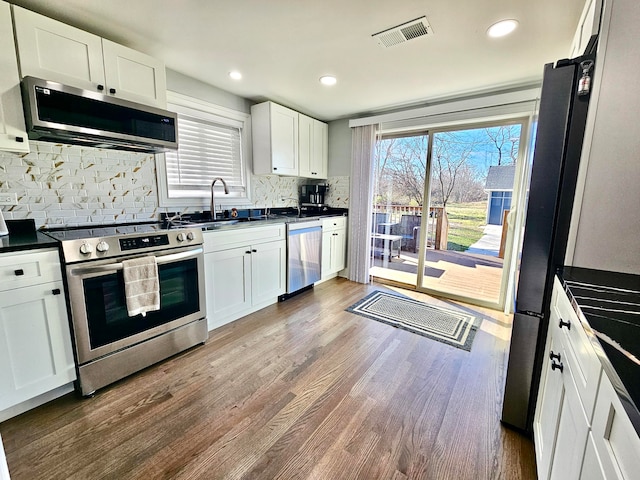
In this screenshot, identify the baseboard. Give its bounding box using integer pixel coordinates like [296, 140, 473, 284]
[0, 383, 75, 423]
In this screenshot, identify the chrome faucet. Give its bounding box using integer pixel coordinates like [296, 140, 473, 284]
[281, 197, 301, 217]
[210, 177, 230, 220]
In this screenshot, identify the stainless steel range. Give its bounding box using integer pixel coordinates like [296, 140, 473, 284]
[44, 223, 207, 396]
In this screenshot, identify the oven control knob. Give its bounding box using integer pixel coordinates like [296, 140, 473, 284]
[186, 232, 195, 241]
[96, 241, 110, 253]
[177, 232, 186, 242]
[79, 242, 94, 255]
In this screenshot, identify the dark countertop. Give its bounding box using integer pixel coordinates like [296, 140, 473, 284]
[559, 266, 640, 436]
[0, 231, 59, 253]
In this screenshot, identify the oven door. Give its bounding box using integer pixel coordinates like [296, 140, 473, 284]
[66, 246, 205, 364]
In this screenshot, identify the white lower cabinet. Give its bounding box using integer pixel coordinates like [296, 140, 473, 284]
[588, 374, 640, 480]
[204, 225, 286, 330]
[0, 433, 9, 480]
[0, 249, 75, 417]
[534, 277, 639, 480]
[321, 216, 347, 280]
[580, 433, 607, 480]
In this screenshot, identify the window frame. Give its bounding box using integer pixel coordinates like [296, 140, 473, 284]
[155, 91, 252, 209]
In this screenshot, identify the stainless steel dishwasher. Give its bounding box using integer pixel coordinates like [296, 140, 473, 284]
[285, 219, 322, 296]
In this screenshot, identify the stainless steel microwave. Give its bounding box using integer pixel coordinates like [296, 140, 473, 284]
[21, 76, 178, 153]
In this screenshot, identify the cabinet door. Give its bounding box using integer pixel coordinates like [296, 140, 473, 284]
[298, 114, 314, 178]
[321, 228, 346, 279]
[332, 229, 346, 272]
[299, 116, 328, 179]
[101, 39, 167, 108]
[570, 0, 602, 57]
[0, 281, 75, 411]
[0, 1, 29, 153]
[590, 375, 640, 480]
[251, 240, 286, 305]
[579, 432, 606, 480]
[321, 230, 333, 279]
[204, 247, 251, 330]
[534, 332, 566, 479]
[12, 5, 106, 91]
[548, 356, 590, 480]
[312, 119, 328, 179]
[270, 103, 299, 176]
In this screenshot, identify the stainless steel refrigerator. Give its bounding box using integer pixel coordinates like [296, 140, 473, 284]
[501, 52, 596, 433]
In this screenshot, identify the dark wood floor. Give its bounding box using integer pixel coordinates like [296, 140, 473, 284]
[0, 278, 536, 480]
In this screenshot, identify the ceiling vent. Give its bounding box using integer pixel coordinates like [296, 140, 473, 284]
[372, 16, 433, 48]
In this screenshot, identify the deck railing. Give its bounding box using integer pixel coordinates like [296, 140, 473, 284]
[372, 204, 449, 250]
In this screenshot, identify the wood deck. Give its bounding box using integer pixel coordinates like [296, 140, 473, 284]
[0, 278, 535, 480]
[371, 249, 504, 304]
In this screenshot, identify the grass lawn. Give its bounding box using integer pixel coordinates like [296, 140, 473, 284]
[443, 201, 487, 251]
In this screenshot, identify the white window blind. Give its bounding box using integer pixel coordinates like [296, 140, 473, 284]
[165, 113, 245, 195]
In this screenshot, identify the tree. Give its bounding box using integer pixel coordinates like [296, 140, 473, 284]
[375, 135, 427, 206]
[430, 131, 481, 208]
[484, 125, 520, 166]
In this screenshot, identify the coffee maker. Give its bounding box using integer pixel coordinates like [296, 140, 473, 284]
[300, 184, 328, 206]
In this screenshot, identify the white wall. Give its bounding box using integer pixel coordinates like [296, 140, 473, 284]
[166, 69, 253, 114]
[569, 0, 640, 273]
[328, 119, 351, 177]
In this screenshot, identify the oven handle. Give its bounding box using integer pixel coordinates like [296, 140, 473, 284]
[69, 247, 203, 276]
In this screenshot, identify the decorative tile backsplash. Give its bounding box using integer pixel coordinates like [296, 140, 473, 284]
[0, 141, 350, 228]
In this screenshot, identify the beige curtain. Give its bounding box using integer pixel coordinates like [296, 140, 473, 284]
[347, 125, 377, 283]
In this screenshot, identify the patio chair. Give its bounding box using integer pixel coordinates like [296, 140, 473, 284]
[371, 212, 390, 232]
[391, 214, 421, 252]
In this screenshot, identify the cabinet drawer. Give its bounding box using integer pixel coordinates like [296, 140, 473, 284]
[552, 278, 602, 421]
[204, 224, 285, 253]
[0, 249, 62, 291]
[322, 216, 346, 232]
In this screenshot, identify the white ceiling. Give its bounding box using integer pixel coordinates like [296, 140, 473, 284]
[10, 0, 585, 121]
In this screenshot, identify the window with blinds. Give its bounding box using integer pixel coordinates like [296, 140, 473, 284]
[156, 92, 251, 207]
[165, 113, 245, 196]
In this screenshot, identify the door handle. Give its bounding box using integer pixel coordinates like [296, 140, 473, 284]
[549, 351, 561, 362]
[559, 318, 571, 330]
[52, 288, 61, 295]
[551, 361, 564, 373]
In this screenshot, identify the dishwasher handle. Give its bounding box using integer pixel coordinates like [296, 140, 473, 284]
[287, 219, 323, 231]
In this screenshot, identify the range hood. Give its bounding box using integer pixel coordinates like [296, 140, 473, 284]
[21, 77, 178, 153]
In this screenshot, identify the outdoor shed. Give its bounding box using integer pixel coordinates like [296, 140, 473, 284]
[484, 165, 516, 225]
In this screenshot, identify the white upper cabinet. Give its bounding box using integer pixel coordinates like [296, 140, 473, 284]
[12, 5, 167, 108]
[570, 0, 602, 57]
[299, 114, 328, 179]
[252, 101, 299, 176]
[0, 1, 29, 153]
[100, 39, 167, 107]
[252, 101, 328, 178]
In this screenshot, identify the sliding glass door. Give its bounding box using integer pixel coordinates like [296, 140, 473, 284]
[370, 120, 530, 310]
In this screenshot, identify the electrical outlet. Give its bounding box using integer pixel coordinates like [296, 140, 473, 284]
[0, 193, 17, 205]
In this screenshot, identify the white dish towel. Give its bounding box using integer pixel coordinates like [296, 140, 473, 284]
[122, 256, 160, 317]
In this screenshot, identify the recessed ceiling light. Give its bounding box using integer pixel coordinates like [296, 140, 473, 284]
[229, 71, 242, 80]
[487, 19, 519, 38]
[319, 75, 337, 86]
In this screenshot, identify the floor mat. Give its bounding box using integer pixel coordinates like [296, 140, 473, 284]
[346, 290, 481, 351]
